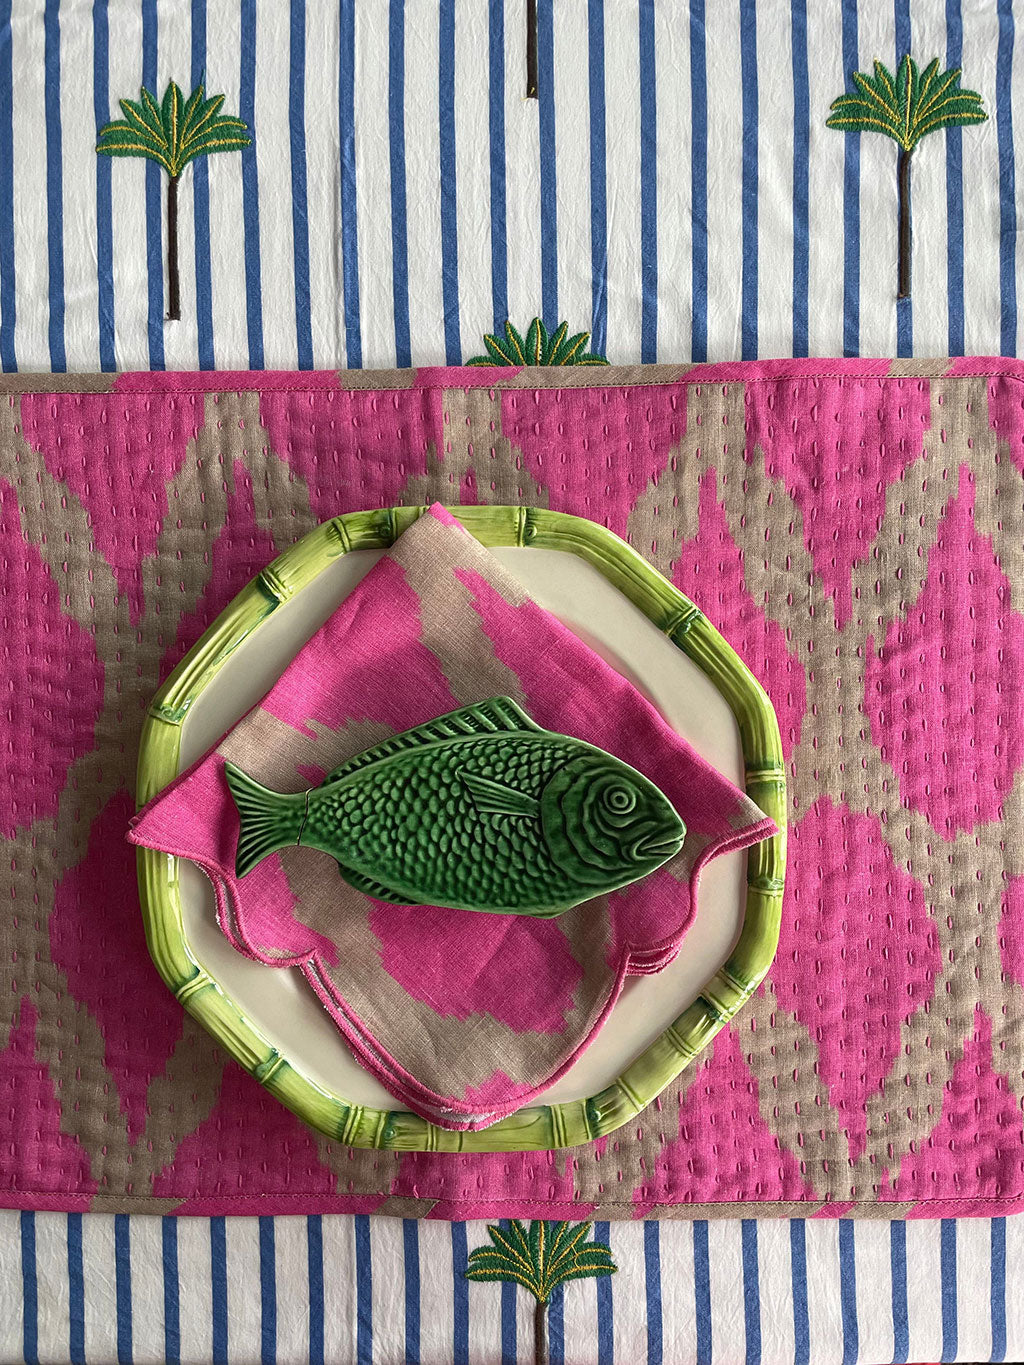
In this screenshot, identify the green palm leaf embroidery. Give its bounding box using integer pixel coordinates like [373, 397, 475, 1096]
[826, 55, 986, 298]
[467, 318, 609, 366]
[97, 77, 251, 176]
[466, 1220, 616, 1365]
[97, 79, 252, 321]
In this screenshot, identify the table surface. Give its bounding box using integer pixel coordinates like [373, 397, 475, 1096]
[2, 0, 1023, 1360]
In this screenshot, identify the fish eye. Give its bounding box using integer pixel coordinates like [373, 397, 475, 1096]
[603, 785, 636, 814]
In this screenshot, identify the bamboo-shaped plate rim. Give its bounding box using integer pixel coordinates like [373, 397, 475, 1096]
[135, 505, 787, 1153]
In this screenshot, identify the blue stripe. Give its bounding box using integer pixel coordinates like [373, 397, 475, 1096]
[997, 0, 1017, 355]
[639, 0, 658, 362]
[92, 0, 114, 371]
[488, 0, 508, 330]
[644, 1221, 663, 1365]
[307, 1216, 324, 1365]
[694, 1220, 711, 1365]
[20, 1212, 37, 1365]
[114, 1212, 133, 1365]
[141, 0, 164, 368]
[587, 0, 607, 355]
[451, 1222, 470, 1365]
[839, 1220, 858, 1365]
[500, 1275, 517, 1364]
[945, 0, 965, 355]
[289, 0, 313, 369]
[741, 1219, 761, 1365]
[403, 1219, 420, 1364]
[211, 1215, 228, 1365]
[499, 1221, 517, 1365]
[991, 1217, 1007, 1362]
[895, 0, 912, 355]
[259, 1216, 277, 1365]
[890, 1220, 908, 1363]
[689, 0, 708, 363]
[239, 0, 265, 368]
[538, 0, 557, 327]
[0, 0, 14, 371]
[44, 0, 65, 371]
[791, 0, 809, 356]
[439, 0, 461, 363]
[548, 1282, 565, 1365]
[790, 1220, 810, 1365]
[841, 0, 860, 357]
[355, 1214, 373, 1365]
[940, 1219, 957, 1363]
[191, 0, 214, 369]
[388, 0, 411, 367]
[739, 0, 758, 360]
[595, 1221, 614, 1365]
[68, 1214, 85, 1365]
[162, 1217, 180, 1365]
[339, 0, 361, 366]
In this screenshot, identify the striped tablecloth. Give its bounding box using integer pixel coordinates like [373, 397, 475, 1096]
[2, 1212, 1020, 1364]
[2, 0, 1022, 372]
[2, 1, 1024, 1361]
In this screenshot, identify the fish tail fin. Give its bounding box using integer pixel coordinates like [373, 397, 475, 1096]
[223, 760, 306, 877]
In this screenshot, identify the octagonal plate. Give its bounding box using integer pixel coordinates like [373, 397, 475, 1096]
[135, 506, 786, 1152]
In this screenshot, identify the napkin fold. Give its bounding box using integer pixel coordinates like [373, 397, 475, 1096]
[129, 506, 775, 1129]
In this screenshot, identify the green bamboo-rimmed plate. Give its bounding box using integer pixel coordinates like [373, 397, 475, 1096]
[135, 505, 786, 1152]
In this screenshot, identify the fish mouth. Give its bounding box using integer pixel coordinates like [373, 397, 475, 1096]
[636, 833, 685, 860]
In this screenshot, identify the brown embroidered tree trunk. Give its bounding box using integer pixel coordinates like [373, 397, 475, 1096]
[526, 0, 538, 98]
[534, 1297, 548, 1365]
[897, 147, 912, 300]
[167, 174, 181, 321]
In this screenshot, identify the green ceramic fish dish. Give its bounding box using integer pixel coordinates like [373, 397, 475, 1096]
[225, 696, 686, 916]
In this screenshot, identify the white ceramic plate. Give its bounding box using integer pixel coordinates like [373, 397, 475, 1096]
[175, 546, 746, 1109]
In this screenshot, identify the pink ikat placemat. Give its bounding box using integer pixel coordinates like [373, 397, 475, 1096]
[1, 357, 1022, 1218]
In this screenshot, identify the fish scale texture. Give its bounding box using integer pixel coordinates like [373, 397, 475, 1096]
[313, 737, 570, 908]
[306, 731, 681, 913]
[0, 359, 1020, 1218]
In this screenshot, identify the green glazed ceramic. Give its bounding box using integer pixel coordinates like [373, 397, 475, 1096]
[226, 695, 686, 914]
[135, 505, 787, 1153]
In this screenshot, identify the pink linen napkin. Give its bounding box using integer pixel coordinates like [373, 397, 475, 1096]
[129, 505, 774, 1130]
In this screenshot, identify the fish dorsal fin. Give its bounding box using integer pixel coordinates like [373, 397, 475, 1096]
[460, 771, 540, 818]
[324, 697, 540, 783]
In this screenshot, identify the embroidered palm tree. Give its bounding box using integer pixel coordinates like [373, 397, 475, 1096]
[97, 80, 251, 322]
[826, 56, 986, 299]
[465, 1220, 616, 1365]
[467, 318, 609, 366]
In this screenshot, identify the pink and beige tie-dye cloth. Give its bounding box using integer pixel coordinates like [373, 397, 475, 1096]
[128, 503, 774, 1130]
[4, 358, 1024, 1217]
